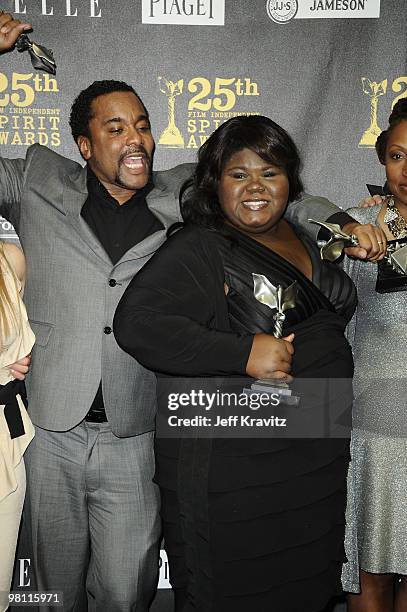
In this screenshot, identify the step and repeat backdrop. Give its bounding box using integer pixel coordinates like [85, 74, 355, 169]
[0, 0, 404, 610]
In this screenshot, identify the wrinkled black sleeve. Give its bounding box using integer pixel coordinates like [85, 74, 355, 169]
[113, 226, 253, 376]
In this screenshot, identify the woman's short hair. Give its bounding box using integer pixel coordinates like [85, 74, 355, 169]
[376, 98, 407, 164]
[180, 115, 303, 229]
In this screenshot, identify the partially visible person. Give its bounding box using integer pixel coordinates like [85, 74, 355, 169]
[342, 98, 407, 612]
[0, 241, 35, 612]
[114, 115, 366, 612]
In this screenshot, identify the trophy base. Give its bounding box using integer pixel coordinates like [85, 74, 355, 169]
[158, 127, 185, 148]
[376, 242, 407, 293]
[376, 271, 407, 293]
[358, 128, 381, 148]
[243, 378, 300, 406]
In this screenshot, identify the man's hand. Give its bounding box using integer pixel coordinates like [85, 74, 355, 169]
[342, 221, 387, 261]
[246, 333, 294, 381]
[0, 11, 32, 53]
[358, 194, 384, 208]
[7, 354, 31, 380]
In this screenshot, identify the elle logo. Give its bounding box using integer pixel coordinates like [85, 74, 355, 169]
[13, 0, 102, 18]
[18, 559, 31, 587]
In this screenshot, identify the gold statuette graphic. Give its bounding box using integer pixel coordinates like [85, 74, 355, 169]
[158, 77, 184, 148]
[359, 77, 387, 148]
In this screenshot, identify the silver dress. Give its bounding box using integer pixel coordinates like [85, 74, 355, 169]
[341, 206, 407, 592]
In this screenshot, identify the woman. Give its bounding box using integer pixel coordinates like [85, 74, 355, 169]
[114, 115, 357, 612]
[342, 100, 407, 611]
[0, 241, 35, 612]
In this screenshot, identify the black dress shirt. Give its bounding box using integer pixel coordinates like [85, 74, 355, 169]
[82, 169, 163, 416]
[82, 169, 163, 265]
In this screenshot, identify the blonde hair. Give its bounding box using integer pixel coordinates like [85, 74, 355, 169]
[0, 242, 20, 351]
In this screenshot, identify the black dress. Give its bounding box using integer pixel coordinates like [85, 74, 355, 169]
[113, 223, 357, 612]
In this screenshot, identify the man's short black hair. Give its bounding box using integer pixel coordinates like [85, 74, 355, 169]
[69, 80, 147, 142]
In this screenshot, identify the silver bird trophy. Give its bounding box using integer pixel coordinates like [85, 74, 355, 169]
[244, 273, 300, 406]
[308, 218, 407, 292]
[308, 219, 359, 262]
[15, 33, 56, 75]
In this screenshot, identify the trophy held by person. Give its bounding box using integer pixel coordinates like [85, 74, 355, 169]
[244, 273, 300, 406]
[308, 218, 407, 293]
[375, 237, 407, 292]
[16, 32, 56, 74]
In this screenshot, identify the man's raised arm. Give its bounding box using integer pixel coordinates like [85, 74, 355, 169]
[0, 12, 33, 226]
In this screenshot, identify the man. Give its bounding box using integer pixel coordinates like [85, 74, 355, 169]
[0, 12, 386, 612]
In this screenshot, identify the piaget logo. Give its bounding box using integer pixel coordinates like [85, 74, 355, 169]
[267, 0, 380, 22]
[142, 0, 224, 25]
[157, 74, 260, 149]
[0, 71, 60, 147]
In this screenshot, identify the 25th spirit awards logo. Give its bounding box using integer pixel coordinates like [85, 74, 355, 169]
[359, 76, 407, 147]
[0, 70, 61, 239]
[157, 75, 261, 149]
[0, 71, 60, 147]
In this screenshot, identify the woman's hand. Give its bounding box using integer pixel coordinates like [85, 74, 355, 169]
[342, 221, 387, 261]
[0, 11, 32, 53]
[246, 333, 294, 381]
[7, 354, 31, 380]
[358, 194, 384, 208]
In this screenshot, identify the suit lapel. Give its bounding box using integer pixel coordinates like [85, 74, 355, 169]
[62, 167, 180, 269]
[63, 166, 112, 267]
[115, 181, 179, 265]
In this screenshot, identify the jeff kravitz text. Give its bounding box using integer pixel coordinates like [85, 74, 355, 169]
[168, 414, 287, 428]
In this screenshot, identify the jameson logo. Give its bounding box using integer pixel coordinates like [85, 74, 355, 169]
[142, 0, 224, 25]
[298, 0, 380, 18]
[266, 1, 298, 23]
[309, 0, 374, 11]
[157, 74, 260, 149]
[267, 0, 380, 21]
[13, 0, 102, 17]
